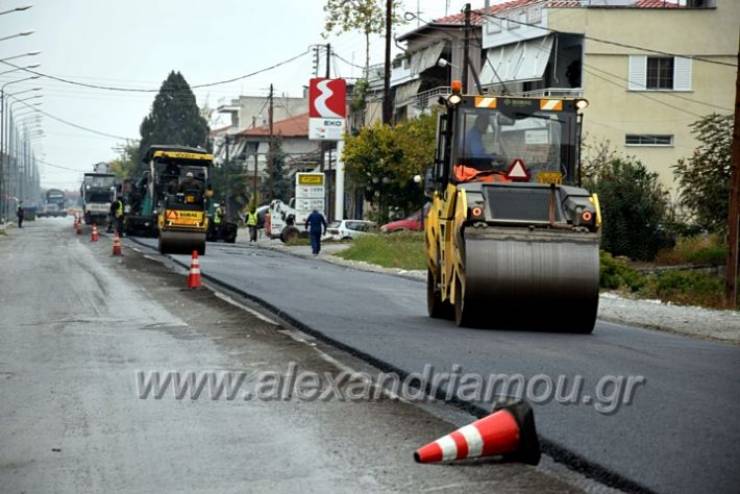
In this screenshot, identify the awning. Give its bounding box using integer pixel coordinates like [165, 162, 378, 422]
[480, 35, 554, 85]
[394, 80, 422, 107]
[410, 41, 446, 76]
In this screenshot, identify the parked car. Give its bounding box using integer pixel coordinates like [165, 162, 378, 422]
[324, 220, 377, 241]
[380, 205, 429, 233]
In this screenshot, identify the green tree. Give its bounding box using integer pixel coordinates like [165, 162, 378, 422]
[673, 113, 733, 234]
[584, 154, 670, 261]
[109, 140, 140, 179]
[343, 113, 435, 222]
[322, 0, 403, 77]
[260, 137, 291, 205]
[138, 71, 210, 163]
[209, 154, 250, 217]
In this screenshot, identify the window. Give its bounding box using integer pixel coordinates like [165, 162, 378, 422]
[646, 57, 674, 89]
[487, 18, 502, 34]
[625, 135, 673, 147]
[507, 11, 520, 30]
[527, 5, 543, 24]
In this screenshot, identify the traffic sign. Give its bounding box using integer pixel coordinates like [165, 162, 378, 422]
[506, 159, 530, 182]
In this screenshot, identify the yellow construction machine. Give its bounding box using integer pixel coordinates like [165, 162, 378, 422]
[425, 83, 601, 332]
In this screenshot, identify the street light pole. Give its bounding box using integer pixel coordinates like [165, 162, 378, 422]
[1, 76, 40, 221]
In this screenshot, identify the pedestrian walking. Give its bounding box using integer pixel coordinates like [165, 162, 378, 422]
[246, 207, 259, 242]
[304, 209, 327, 256]
[16, 203, 24, 228]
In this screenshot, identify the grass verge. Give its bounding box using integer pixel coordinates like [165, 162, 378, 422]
[336, 235, 732, 310]
[335, 232, 426, 270]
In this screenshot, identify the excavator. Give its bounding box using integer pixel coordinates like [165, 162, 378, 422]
[424, 81, 601, 332]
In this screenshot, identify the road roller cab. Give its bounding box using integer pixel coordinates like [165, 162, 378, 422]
[425, 87, 602, 332]
[142, 145, 212, 255]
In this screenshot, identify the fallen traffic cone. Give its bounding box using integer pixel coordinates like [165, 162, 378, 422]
[90, 224, 99, 242]
[414, 400, 540, 465]
[112, 234, 122, 256]
[187, 250, 202, 289]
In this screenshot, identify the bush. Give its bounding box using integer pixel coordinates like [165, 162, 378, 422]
[655, 234, 727, 266]
[600, 251, 646, 292]
[584, 155, 670, 261]
[673, 113, 733, 234]
[651, 271, 725, 309]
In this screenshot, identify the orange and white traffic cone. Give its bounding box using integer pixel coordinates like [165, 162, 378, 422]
[76, 216, 82, 235]
[112, 233, 122, 256]
[90, 224, 99, 242]
[414, 400, 540, 465]
[187, 250, 202, 289]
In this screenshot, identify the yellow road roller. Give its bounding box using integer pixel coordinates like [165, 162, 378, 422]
[425, 85, 601, 332]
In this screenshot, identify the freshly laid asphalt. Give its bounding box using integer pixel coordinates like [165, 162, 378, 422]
[129, 237, 740, 494]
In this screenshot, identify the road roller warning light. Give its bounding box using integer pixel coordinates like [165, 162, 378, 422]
[424, 93, 601, 332]
[414, 400, 540, 465]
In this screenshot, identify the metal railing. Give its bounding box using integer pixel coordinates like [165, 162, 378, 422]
[516, 87, 584, 98]
[413, 86, 452, 110]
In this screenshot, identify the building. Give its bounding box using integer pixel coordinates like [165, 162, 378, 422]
[476, 0, 737, 188]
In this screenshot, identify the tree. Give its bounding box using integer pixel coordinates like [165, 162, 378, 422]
[584, 154, 670, 261]
[673, 113, 733, 234]
[322, 0, 403, 77]
[259, 137, 291, 205]
[138, 71, 210, 163]
[209, 151, 250, 218]
[343, 113, 435, 222]
[109, 140, 140, 179]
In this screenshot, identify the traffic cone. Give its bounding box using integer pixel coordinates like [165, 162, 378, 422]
[112, 233, 122, 256]
[187, 250, 202, 289]
[76, 216, 82, 235]
[90, 224, 99, 242]
[414, 400, 540, 465]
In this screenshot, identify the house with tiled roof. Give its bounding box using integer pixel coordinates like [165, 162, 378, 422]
[477, 0, 736, 187]
[388, 0, 736, 188]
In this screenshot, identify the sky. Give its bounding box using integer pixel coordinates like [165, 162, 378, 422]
[0, 0, 489, 191]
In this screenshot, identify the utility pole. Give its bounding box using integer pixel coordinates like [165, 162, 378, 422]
[267, 83, 274, 201]
[326, 43, 331, 78]
[726, 35, 740, 307]
[462, 3, 471, 94]
[382, 0, 392, 124]
[312, 46, 320, 77]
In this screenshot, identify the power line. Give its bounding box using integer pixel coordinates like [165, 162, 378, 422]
[35, 157, 88, 172]
[12, 97, 133, 140]
[0, 49, 311, 93]
[482, 10, 736, 68]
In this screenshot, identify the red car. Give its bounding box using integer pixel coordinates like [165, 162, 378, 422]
[380, 206, 428, 233]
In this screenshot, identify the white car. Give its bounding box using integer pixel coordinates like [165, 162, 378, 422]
[323, 220, 377, 241]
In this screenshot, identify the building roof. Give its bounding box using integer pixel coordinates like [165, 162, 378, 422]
[237, 113, 309, 138]
[427, 0, 681, 26]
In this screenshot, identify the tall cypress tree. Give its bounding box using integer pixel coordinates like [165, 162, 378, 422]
[138, 71, 210, 162]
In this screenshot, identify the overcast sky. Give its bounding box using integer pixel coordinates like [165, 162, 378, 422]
[0, 0, 487, 191]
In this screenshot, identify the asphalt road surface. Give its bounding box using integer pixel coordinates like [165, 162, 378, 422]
[128, 235, 740, 494]
[1, 219, 584, 493]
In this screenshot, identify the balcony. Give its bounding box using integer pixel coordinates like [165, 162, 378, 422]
[515, 87, 584, 98]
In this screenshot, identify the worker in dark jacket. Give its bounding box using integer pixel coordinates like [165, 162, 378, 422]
[16, 203, 24, 228]
[304, 209, 327, 256]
